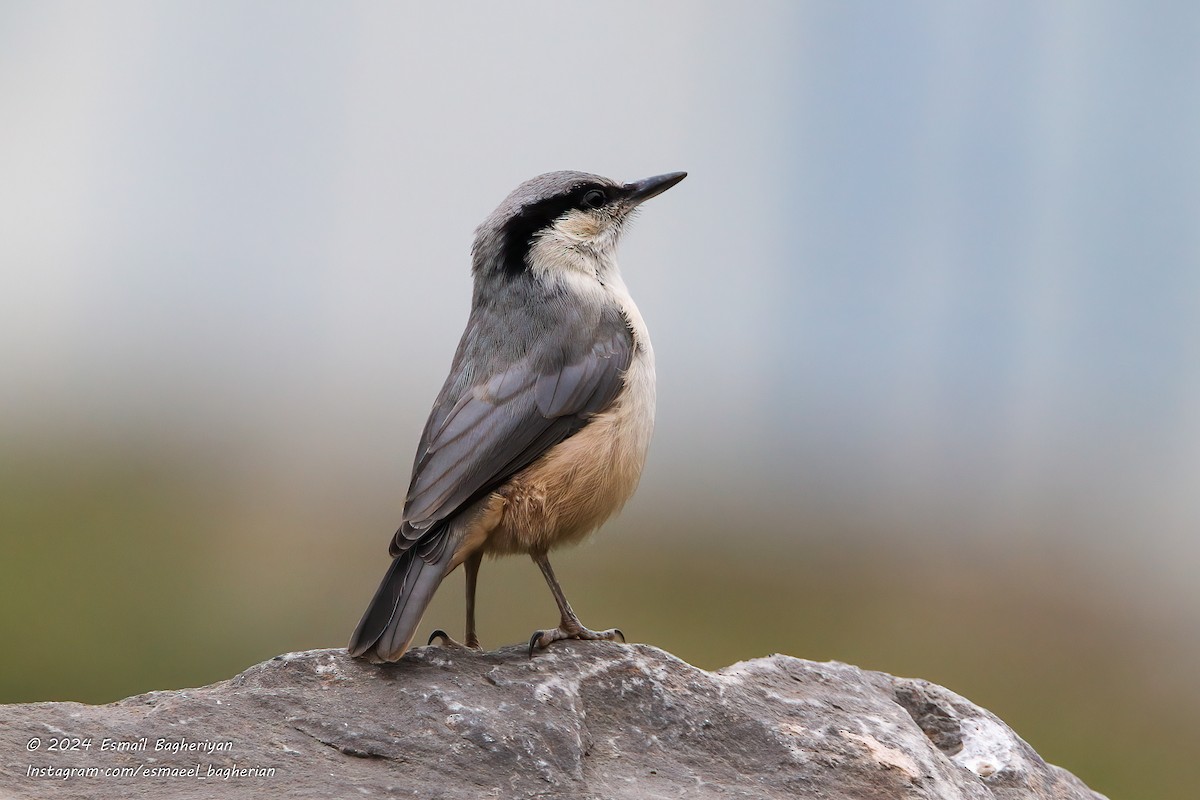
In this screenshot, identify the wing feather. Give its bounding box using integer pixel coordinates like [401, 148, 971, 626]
[390, 304, 633, 557]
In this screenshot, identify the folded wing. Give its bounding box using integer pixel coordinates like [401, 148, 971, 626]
[391, 307, 633, 557]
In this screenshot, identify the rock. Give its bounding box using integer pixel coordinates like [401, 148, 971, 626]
[0, 643, 1105, 799]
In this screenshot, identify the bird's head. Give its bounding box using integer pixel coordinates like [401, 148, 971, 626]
[471, 170, 686, 283]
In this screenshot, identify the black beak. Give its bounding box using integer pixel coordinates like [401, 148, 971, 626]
[623, 171, 688, 206]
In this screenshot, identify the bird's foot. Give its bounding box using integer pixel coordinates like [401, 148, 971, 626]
[427, 629, 482, 650]
[527, 624, 625, 656]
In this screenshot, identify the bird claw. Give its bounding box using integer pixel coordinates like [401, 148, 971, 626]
[526, 624, 626, 657]
[427, 630, 481, 650]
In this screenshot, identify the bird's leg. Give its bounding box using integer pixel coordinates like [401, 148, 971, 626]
[463, 549, 482, 649]
[428, 550, 484, 650]
[528, 552, 624, 655]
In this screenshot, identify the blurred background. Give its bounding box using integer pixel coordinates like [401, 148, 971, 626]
[2, 2, 1197, 797]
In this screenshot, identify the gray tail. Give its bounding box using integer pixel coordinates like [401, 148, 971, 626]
[348, 536, 453, 662]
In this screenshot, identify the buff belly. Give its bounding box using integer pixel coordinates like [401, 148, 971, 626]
[461, 348, 656, 559]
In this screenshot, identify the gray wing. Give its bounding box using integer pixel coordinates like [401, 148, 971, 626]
[389, 306, 633, 557]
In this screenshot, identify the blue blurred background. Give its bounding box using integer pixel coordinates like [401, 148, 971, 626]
[2, 3, 1197, 797]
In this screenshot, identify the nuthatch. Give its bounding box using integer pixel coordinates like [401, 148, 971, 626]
[349, 170, 686, 661]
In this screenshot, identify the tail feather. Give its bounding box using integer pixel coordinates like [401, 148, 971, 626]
[348, 534, 455, 662]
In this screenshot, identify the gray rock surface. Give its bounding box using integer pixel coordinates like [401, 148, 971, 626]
[0, 643, 1105, 799]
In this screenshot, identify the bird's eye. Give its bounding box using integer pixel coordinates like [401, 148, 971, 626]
[580, 189, 607, 209]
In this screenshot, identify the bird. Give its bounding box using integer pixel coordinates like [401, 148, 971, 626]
[348, 169, 686, 662]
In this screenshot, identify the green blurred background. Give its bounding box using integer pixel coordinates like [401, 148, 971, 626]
[3, 4, 1199, 799]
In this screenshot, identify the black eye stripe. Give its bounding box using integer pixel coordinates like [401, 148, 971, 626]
[499, 182, 619, 274]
